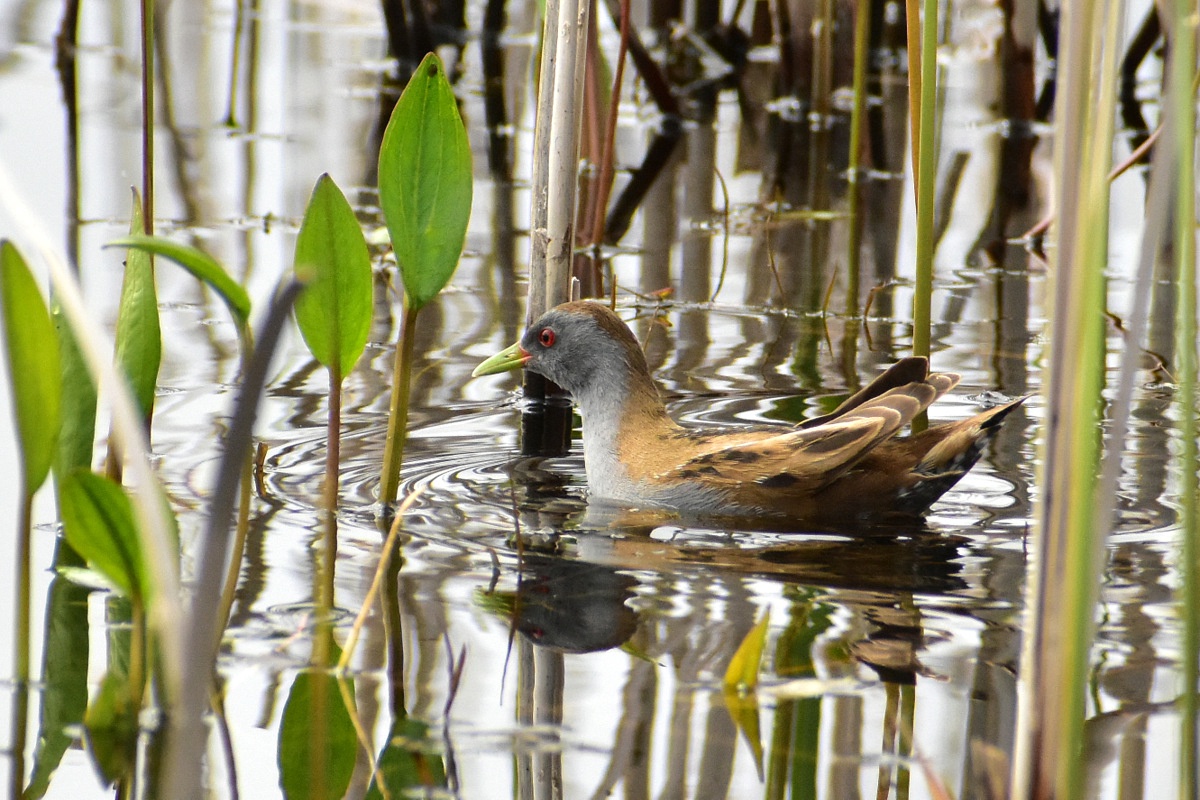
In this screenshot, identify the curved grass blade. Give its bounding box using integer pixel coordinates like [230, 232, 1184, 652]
[293, 173, 373, 377]
[0, 240, 61, 493]
[378, 52, 473, 311]
[114, 188, 161, 421]
[106, 235, 251, 326]
[162, 282, 303, 799]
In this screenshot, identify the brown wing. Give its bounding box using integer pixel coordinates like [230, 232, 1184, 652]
[662, 374, 960, 497]
[800, 357, 936, 429]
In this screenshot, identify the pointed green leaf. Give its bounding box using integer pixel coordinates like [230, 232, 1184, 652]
[293, 174, 373, 377]
[82, 671, 138, 787]
[0, 240, 61, 493]
[51, 305, 97, 484]
[23, 558, 91, 799]
[378, 52, 473, 310]
[114, 189, 161, 420]
[278, 670, 357, 800]
[364, 717, 447, 799]
[724, 609, 771, 694]
[106, 235, 251, 326]
[59, 471, 147, 603]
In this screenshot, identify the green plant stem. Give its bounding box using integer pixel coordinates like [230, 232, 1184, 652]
[321, 367, 342, 615]
[1170, 2, 1198, 795]
[904, 0, 921, 200]
[130, 600, 146, 709]
[1012, 2, 1119, 796]
[843, 0, 871, 318]
[911, 0, 937, 360]
[140, 0, 154, 237]
[10, 490, 32, 797]
[380, 303, 419, 506]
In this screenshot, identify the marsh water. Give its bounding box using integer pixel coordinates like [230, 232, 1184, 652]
[0, 0, 1188, 797]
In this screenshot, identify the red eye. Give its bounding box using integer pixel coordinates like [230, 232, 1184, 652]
[538, 328, 556, 347]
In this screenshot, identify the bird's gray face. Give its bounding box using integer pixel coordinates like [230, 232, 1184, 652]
[520, 309, 629, 399]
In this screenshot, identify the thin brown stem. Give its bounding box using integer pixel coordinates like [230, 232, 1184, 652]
[588, 0, 631, 246]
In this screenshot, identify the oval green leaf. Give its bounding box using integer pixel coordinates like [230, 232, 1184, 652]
[59, 471, 148, 603]
[364, 717, 447, 799]
[278, 670, 357, 800]
[0, 240, 61, 493]
[293, 174, 373, 377]
[114, 188, 162, 420]
[106, 235, 251, 326]
[82, 671, 138, 787]
[378, 52, 473, 310]
[723, 609, 771, 694]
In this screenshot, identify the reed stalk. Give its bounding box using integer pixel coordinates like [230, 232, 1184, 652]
[1011, 1, 1123, 796]
[1167, 2, 1199, 794]
[842, 0, 871, 318]
[527, 0, 590, 320]
[911, 0, 937, 359]
[140, 0, 154, 236]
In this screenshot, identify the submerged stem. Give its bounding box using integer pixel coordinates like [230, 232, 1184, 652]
[10, 490, 32, 797]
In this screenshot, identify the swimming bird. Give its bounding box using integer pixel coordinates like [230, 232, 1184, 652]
[473, 301, 1024, 522]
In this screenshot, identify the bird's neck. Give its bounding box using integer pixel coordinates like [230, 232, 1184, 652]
[574, 370, 677, 500]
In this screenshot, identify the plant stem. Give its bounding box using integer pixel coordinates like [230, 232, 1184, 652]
[911, 0, 937, 360]
[215, 450, 253, 644]
[380, 303, 419, 506]
[1170, 1, 1198, 794]
[843, 0, 871, 318]
[10, 490, 32, 797]
[587, 0, 630, 247]
[903, 0, 921, 203]
[140, 0, 154, 236]
[130, 600, 146, 709]
[321, 367, 342, 614]
[1011, 1, 1120, 796]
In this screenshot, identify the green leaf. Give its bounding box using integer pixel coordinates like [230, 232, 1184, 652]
[378, 52, 473, 310]
[59, 471, 148, 603]
[293, 174, 373, 377]
[23, 553, 91, 800]
[278, 670, 357, 800]
[724, 609, 771, 694]
[105, 235, 251, 326]
[364, 717, 447, 799]
[82, 671, 138, 787]
[51, 305, 97, 485]
[721, 610, 771, 779]
[114, 189, 162, 420]
[0, 240, 61, 493]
